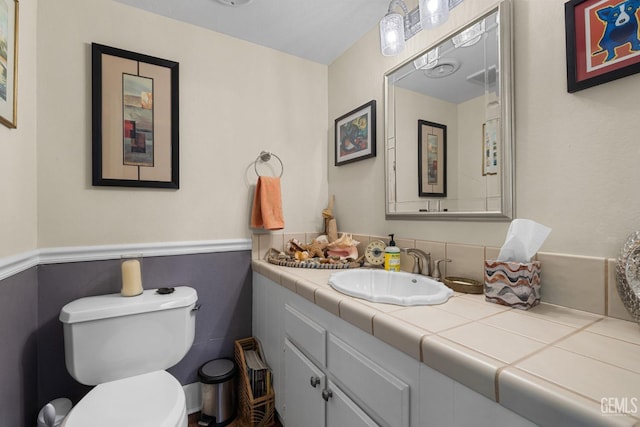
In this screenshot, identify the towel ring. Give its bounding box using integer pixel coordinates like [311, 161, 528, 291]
[254, 151, 284, 178]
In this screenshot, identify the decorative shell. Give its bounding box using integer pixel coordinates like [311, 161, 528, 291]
[327, 233, 359, 249]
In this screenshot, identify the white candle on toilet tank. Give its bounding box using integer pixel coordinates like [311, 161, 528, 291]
[121, 259, 143, 296]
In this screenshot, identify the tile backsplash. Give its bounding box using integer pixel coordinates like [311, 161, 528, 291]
[252, 231, 634, 322]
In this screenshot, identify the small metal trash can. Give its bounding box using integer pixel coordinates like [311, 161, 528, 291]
[198, 358, 237, 427]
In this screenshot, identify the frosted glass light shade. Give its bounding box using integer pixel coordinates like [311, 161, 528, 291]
[453, 20, 485, 48]
[380, 12, 406, 56]
[419, 0, 449, 30]
[413, 47, 439, 70]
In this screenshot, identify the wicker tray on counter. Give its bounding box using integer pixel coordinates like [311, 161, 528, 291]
[265, 248, 361, 269]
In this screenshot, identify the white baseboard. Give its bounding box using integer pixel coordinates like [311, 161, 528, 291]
[0, 239, 252, 281]
[183, 382, 202, 414]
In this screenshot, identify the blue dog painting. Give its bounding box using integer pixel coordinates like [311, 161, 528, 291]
[595, 0, 640, 61]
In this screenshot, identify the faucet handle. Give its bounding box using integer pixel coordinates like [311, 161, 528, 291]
[406, 252, 421, 274]
[432, 259, 452, 281]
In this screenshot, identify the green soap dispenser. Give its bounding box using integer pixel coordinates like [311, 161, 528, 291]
[384, 234, 401, 272]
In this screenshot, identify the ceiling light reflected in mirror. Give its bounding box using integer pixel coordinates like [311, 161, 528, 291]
[452, 20, 485, 48]
[413, 47, 439, 70]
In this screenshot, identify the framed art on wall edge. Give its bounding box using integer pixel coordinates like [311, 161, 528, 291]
[0, 0, 18, 129]
[565, 0, 640, 92]
[92, 43, 179, 188]
[335, 100, 376, 166]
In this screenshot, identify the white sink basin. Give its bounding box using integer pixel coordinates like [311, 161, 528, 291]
[328, 269, 454, 306]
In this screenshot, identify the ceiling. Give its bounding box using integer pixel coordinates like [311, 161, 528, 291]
[113, 0, 392, 65]
[391, 11, 499, 104]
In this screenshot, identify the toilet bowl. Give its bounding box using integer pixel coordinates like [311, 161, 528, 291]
[59, 287, 198, 427]
[61, 371, 187, 427]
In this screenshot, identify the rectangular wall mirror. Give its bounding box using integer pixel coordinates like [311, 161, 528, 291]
[384, 0, 514, 220]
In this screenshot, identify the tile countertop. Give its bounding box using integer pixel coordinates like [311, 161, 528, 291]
[252, 260, 640, 427]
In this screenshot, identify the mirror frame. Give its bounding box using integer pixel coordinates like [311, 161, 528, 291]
[384, 0, 514, 221]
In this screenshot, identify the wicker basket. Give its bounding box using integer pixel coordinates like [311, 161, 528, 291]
[234, 337, 275, 426]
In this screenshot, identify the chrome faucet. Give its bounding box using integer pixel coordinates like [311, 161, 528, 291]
[404, 248, 431, 276]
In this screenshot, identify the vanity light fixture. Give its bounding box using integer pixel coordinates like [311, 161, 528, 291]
[419, 0, 449, 30]
[380, 0, 412, 56]
[379, 0, 464, 57]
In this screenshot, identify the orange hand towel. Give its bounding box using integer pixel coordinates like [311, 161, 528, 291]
[251, 176, 285, 230]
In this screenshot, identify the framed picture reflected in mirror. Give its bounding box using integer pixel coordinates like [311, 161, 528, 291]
[418, 120, 446, 197]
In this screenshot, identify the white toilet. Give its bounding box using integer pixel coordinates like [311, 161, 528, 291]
[58, 286, 198, 427]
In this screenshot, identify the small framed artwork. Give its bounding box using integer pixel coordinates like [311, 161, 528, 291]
[483, 118, 499, 176]
[418, 120, 446, 197]
[0, 0, 18, 128]
[565, 0, 640, 92]
[92, 43, 179, 188]
[335, 100, 376, 166]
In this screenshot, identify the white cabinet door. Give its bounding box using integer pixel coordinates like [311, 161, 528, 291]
[284, 339, 325, 427]
[326, 380, 379, 427]
[328, 334, 409, 427]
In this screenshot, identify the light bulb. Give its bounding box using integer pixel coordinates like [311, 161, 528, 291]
[419, 0, 449, 30]
[380, 12, 406, 56]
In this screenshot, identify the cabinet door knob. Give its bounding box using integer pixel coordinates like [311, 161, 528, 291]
[322, 389, 333, 401]
[310, 376, 321, 388]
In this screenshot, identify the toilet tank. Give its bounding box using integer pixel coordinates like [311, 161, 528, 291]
[59, 286, 198, 385]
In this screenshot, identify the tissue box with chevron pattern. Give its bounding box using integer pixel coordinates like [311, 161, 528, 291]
[484, 260, 542, 310]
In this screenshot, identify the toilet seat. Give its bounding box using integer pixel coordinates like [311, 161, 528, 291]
[61, 371, 187, 427]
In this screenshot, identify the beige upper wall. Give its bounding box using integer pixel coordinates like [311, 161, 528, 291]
[328, 0, 640, 258]
[0, 0, 38, 258]
[35, 0, 329, 249]
[4, 0, 638, 261]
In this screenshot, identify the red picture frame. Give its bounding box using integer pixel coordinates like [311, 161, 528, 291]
[565, 0, 640, 92]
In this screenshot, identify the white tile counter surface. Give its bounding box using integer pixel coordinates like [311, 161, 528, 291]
[252, 260, 640, 426]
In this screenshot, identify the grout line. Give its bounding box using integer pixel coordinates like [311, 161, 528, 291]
[507, 316, 602, 366]
[498, 365, 609, 409]
[494, 315, 607, 404]
[604, 258, 609, 317]
[553, 318, 640, 376]
[422, 334, 506, 401]
[371, 312, 377, 337]
[495, 365, 503, 402]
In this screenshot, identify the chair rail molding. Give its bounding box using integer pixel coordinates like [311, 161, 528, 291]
[0, 239, 252, 281]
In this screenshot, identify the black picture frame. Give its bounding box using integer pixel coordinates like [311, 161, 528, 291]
[92, 43, 179, 188]
[565, 0, 640, 92]
[418, 120, 447, 197]
[334, 100, 376, 166]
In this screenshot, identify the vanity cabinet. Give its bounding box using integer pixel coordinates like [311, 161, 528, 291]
[284, 303, 404, 427]
[284, 338, 377, 427]
[252, 271, 535, 427]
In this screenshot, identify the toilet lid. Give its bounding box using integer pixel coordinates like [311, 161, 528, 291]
[62, 371, 185, 427]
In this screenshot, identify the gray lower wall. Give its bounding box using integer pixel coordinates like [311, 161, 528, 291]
[1, 250, 252, 427]
[0, 268, 39, 427]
